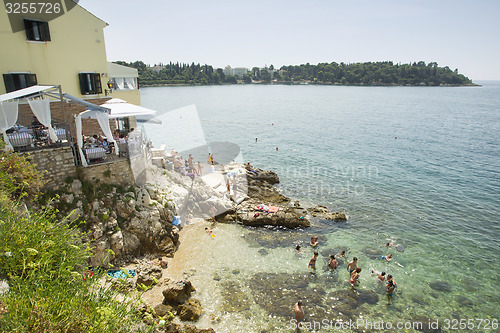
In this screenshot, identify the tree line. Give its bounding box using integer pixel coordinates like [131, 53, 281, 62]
[114, 60, 474, 86]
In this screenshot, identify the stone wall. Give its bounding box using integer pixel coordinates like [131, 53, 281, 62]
[24, 146, 77, 189]
[23, 146, 135, 189]
[78, 159, 135, 188]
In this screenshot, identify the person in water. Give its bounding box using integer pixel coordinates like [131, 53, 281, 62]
[308, 251, 318, 269]
[347, 257, 358, 273]
[386, 274, 397, 287]
[295, 245, 302, 253]
[350, 267, 361, 285]
[383, 253, 393, 262]
[310, 236, 319, 247]
[372, 271, 386, 282]
[387, 280, 396, 297]
[328, 255, 338, 270]
[294, 300, 305, 327]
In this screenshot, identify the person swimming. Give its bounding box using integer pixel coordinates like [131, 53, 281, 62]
[381, 253, 392, 262]
[295, 245, 302, 253]
[310, 236, 319, 247]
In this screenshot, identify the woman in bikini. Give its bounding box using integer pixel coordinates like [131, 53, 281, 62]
[308, 251, 318, 270]
[387, 280, 395, 298]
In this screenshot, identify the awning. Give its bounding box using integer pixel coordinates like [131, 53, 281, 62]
[0, 85, 56, 102]
[103, 98, 157, 119]
[64, 93, 111, 113]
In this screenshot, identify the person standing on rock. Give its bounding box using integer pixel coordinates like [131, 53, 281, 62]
[293, 300, 305, 328]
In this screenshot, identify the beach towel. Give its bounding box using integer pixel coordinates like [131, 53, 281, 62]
[107, 269, 136, 279]
[268, 206, 280, 213]
[255, 204, 269, 212]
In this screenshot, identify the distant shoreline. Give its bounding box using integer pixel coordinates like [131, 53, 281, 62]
[140, 82, 480, 88]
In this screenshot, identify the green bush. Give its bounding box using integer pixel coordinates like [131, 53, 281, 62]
[0, 203, 148, 332]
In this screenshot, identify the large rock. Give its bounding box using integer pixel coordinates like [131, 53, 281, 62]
[136, 263, 163, 287]
[177, 299, 202, 322]
[153, 303, 174, 318]
[162, 280, 196, 305]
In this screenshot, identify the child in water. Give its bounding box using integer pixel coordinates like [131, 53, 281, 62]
[328, 255, 338, 270]
[308, 251, 318, 270]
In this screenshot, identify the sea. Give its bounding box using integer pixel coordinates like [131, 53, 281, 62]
[140, 82, 500, 332]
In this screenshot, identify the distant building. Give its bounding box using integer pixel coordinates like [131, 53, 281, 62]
[151, 66, 165, 73]
[222, 65, 249, 79]
[232, 67, 249, 79]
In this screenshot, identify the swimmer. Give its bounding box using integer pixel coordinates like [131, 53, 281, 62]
[350, 267, 361, 285]
[308, 251, 318, 270]
[310, 236, 319, 247]
[205, 227, 212, 235]
[294, 300, 305, 327]
[384, 253, 393, 262]
[347, 257, 358, 273]
[328, 255, 338, 270]
[158, 257, 168, 268]
[377, 271, 386, 282]
[295, 245, 302, 253]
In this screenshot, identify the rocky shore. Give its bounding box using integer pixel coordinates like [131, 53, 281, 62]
[46, 162, 346, 331]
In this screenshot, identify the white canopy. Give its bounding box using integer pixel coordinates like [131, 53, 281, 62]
[101, 98, 157, 119]
[0, 85, 56, 102]
[75, 110, 118, 167]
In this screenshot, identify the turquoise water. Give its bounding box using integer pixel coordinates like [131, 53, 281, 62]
[141, 83, 500, 332]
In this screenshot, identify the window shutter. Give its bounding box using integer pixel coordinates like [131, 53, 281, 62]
[79, 73, 87, 95]
[23, 19, 35, 40]
[3, 74, 15, 93]
[40, 21, 51, 41]
[26, 74, 38, 87]
[94, 73, 102, 94]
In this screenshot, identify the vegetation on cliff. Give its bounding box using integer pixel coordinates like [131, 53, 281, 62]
[115, 60, 474, 86]
[0, 144, 147, 332]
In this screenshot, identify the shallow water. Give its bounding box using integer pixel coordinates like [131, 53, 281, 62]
[142, 82, 500, 332]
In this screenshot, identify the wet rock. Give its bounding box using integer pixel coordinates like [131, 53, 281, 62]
[136, 263, 162, 287]
[258, 248, 269, 256]
[455, 295, 473, 306]
[362, 247, 383, 259]
[220, 281, 252, 313]
[177, 298, 202, 321]
[429, 280, 452, 292]
[162, 280, 196, 305]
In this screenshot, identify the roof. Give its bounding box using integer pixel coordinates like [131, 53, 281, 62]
[108, 62, 138, 78]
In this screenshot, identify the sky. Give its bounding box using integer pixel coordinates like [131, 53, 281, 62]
[80, 0, 500, 80]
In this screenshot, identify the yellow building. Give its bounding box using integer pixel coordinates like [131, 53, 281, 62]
[0, 2, 141, 131]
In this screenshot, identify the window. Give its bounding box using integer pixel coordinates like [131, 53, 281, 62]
[24, 19, 51, 42]
[79, 73, 102, 95]
[3, 73, 37, 93]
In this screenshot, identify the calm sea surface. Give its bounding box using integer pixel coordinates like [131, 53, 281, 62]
[141, 83, 500, 332]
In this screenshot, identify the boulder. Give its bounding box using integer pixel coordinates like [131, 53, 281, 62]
[177, 299, 202, 322]
[158, 323, 215, 333]
[153, 303, 174, 318]
[70, 179, 82, 195]
[162, 280, 196, 305]
[136, 263, 162, 287]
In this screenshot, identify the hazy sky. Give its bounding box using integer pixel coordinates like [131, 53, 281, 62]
[81, 0, 500, 80]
